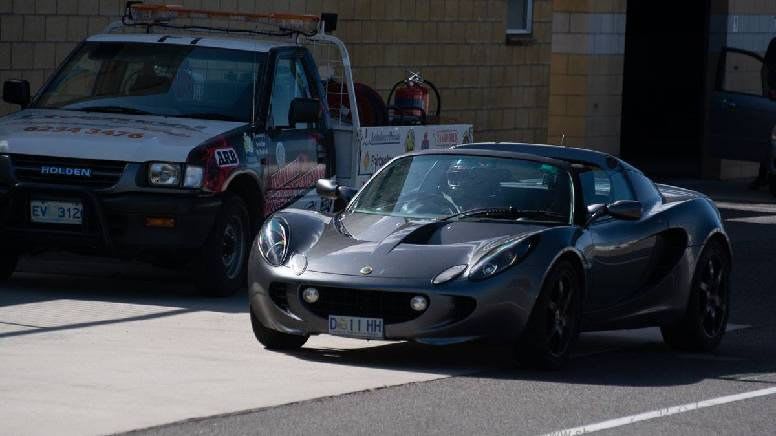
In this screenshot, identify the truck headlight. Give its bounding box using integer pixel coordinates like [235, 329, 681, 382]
[149, 162, 181, 186]
[468, 236, 536, 281]
[183, 165, 204, 188]
[258, 217, 290, 266]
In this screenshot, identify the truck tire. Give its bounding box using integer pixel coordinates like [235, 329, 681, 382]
[195, 194, 250, 297]
[0, 251, 18, 282]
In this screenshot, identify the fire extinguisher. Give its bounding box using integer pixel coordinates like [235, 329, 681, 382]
[387, 71, 441, 126]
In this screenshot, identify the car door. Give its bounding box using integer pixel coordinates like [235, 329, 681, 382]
[581, 167, 667, 310]
[263, 48, 330, 216]
[708, 46, 776, 162]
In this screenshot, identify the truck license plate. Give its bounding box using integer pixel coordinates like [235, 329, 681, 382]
[30, 200, 83, 225]
[328, 315, 384, 339]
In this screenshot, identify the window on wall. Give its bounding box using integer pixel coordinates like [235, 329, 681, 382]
[506, 0, 534, 36]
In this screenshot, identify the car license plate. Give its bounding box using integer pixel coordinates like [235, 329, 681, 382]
[30, 200, 83, 225]
[328, 315, 384, 339]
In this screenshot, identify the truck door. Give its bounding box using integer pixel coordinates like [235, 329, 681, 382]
[264, 49, 329, 215]
[709, 46, 776, 162]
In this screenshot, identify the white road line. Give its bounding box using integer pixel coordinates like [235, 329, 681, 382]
[542, 386, 776, 436]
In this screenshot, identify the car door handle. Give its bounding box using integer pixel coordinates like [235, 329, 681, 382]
[722, 99, 737, 109]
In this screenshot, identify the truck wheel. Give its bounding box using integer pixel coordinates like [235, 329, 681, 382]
[195, 194, 250, 297]
[0, 251, 19, 282]
[251, 308, 309, 350]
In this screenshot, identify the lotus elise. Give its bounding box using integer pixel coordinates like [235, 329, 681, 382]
[248, 143, 731, 369]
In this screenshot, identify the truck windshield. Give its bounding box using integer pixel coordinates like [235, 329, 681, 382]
[350, 154, 574, 224]
[34, 42, 266, 123]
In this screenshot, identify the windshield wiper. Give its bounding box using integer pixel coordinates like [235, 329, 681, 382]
[75, 106, 152, 115]
[170, 113, 242, 122]
[438, 207, 567, 223]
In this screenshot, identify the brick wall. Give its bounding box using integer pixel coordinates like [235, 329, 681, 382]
[0, 0, 554, 144]
[547, 0, 626, 155]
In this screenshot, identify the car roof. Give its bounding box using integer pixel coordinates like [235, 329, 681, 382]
[86, 33, 295, 53]
[406, 147, 571, 169]
[454, 142, 637, 172]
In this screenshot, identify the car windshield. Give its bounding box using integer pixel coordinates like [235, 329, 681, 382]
[350, 154, 574, 224]
[34, 42, 266, 123]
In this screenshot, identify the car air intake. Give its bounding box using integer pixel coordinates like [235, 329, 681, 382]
[11, 154, 126, 189]
[301, 286, 430, 324]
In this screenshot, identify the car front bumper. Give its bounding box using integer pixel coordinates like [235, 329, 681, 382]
[0, 182, 221, 257]
[248, 246, 542, 344]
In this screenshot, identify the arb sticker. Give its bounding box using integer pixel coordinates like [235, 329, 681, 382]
[215, 148, 240, 167]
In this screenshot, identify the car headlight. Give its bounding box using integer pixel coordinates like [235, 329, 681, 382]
[258, 217, 290, 266]
[149, 162, 181, 186]
[468, 236, 537, 281]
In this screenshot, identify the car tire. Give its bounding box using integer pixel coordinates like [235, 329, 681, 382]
[194, 193, 251, 298]
[516, 260, 582, 370]
[661, 239, 730, 352]
[0, 251, 19, 282]
[250, 308, 309, 350]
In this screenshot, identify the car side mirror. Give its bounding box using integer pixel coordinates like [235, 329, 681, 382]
[584, 200, 642, 227]
[288, 97, 321, 128]
[3, 80, 31, 107]
[607, 200, 643, 220]
[316, 178, 357, 202]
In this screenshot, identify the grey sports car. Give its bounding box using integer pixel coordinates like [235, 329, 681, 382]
[248, 143, 731, 369]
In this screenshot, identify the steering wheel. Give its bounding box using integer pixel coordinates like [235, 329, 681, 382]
[398, 192, 458, 216]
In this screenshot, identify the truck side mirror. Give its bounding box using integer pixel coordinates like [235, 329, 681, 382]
[288, 98, 321, 128]
[3, 80, 31, 107]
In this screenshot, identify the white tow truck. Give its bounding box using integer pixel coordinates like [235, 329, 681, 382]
[0, 2, 473, 296]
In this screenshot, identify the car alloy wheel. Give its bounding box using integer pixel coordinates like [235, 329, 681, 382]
[698, 254, 728, 339]
[545, 269, 578, 358]
[661, 239, 730, 352]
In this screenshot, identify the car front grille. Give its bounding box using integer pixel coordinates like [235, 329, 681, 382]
[302, 286, 429, 324]
[11, 154, 126, 189]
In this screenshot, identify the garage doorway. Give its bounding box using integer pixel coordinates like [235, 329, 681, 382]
[620, 0, 715, 177]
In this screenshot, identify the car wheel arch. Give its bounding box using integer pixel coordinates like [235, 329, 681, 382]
[699, 230, 732, 265]
[539, 249, 588, 303]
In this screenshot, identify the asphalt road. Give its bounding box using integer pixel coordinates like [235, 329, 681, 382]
[2, 179, 776, 436]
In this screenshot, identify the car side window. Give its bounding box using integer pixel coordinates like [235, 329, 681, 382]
[626, 170, 663, 209]
[579, 168, 634, 207]
[268, 56, 312, 129]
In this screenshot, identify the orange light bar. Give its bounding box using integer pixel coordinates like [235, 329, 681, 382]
[145, 217, 176, 228]
[129, 3, 319, 33]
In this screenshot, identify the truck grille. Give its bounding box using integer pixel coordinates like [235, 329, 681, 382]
[11, 154, 126, 189]
[302, 287, 429, 324]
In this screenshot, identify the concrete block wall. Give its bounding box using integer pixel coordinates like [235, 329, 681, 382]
[0, 0, 554, 144]
[547, 0, 626, 155]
